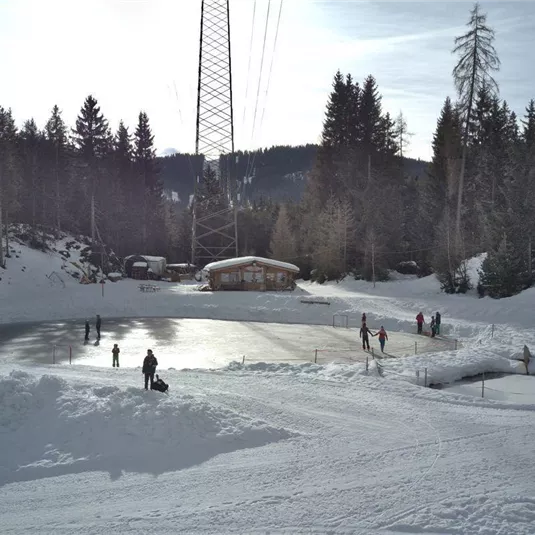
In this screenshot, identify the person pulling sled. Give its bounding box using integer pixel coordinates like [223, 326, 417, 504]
[142, 349, 158, 390]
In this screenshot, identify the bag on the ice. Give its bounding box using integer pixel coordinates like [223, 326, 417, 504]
[151, 374, 169, 393]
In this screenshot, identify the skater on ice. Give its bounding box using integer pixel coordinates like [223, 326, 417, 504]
[96, 315, 102, 340]
[435, 311, 442, 334]
[84, 320, 90, 342]
[360, 322, 373, 351]
[374, 326, 388, 353]
[112, 344, 120, 367]
[142, 349, 158, 390]
[416, 312, 424, 335]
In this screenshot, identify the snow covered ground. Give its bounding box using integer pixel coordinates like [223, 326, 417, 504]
[2, 236, 535, 533]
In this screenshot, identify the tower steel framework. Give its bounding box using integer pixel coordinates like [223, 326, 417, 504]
[191, 0, 238, 266]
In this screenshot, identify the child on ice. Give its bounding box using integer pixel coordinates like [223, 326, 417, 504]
[374, 326, 388, 353]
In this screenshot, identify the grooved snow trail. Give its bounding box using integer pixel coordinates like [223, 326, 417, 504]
[2, 363, 534, 534]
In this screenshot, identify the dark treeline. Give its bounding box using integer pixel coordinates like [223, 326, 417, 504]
[0, 96, 186, 263]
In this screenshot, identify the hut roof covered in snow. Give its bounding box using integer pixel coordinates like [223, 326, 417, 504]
[203, 256, 299, 273]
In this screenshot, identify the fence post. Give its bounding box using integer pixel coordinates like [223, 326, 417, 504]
[371, 347, 375, 359]
[69, 346, 72, 365]
[416, 370, 420, 385]
[366, 356, 369, 374]
[482, 372, 485, 398]
[314, 349, 318, 364]
[454, 339, 458, 350]
[491, 324, 494, 338]
[415, 341, 417, 355]
[424, 367, 428, 387]
[53, 346, 56, 364]
[242, 355, 245, 365]
[332, 316, 335, 328]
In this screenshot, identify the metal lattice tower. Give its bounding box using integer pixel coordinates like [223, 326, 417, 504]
[192, 0, 238, 267]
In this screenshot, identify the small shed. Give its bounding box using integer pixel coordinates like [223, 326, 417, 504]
[125, 255, 167, 278]
[167, 263, 196, 280]
[203, 256, 299, 291]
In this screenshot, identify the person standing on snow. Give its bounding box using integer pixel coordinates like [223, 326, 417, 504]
[112, 344, 120, 367]
[430, 316, 436, 338]
[416, 312, 424, 335]
[360, 323, 373, 351]
[361, 312, 367, 326]
[142, 349, 158, 390]
[84, 320, 90, 341]
[96, 315, 102, 340]
[374, 326, 388, 353]
[435, 311, 441, 335]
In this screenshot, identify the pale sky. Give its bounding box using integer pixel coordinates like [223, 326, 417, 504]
[1, 0, 534, 161]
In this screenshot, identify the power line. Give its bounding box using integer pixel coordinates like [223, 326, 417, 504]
[241, 0, 257, 133]
[246, 0, 284, 183]
[245, 0, 272, 183]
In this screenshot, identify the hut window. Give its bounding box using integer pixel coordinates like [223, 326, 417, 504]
[244, 270, 264, 282]
[277, 272, 286, 282]
[221, 271, 240, 282]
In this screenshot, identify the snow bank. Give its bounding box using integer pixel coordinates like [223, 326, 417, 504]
[378, 346, 522, 386]
[0, 370, 296, 485]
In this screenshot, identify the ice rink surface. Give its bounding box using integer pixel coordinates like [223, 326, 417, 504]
[0, 317, 455, 369]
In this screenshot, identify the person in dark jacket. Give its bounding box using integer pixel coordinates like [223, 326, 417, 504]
[151, 374, 169, 393]
[359, 323, 373, 351]
[430, 316, 436, 338]
[84, 320, 90, 341]
[361, 312, 367, 326]
[142, 349, 158, 390]
[416, 312, 424, 335]
[435, 311, 441, 335]
[112, 344, 120, 367]
[96, 315, 102, 340]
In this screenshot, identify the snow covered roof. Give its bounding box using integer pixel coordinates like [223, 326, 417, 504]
[125, 255, 166, 262]
[204, 256, 299, 273]
[133, 262, 148, 267]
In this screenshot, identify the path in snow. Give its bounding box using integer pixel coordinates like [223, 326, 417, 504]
[0, 318, 455, 369]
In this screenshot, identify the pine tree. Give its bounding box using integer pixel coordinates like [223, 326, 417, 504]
[134, 111, 162, 252]
[44, 105, 69, 231]
[0, 107, 21, 264]
[19, 119, 43, 226]
[270, 204, 297, 261]
[479, 234, 528, 298]
[452, 2, 500, 240]
[522, 99, 535, 148]
[359, 75, 383, 151]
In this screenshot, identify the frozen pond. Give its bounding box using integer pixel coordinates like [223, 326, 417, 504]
[0, 318, 454, 370]
[443, 374, 535, 403]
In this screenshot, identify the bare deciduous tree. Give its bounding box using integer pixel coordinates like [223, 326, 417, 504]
[452, 2, 500, 241]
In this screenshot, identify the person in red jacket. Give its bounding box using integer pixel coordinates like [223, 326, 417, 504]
[416, 312, 424, 335]
[373, 326, 388, 353]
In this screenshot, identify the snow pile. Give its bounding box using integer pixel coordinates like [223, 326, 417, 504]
[379, 346, 522, 386]
[223, 359, 381, 382]
[0, 370, 296, 486]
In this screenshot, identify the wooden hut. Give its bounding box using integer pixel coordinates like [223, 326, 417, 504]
[203, 256, 299, 291]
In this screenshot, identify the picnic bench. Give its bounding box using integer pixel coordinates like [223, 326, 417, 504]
[138, 283, 160, 292]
